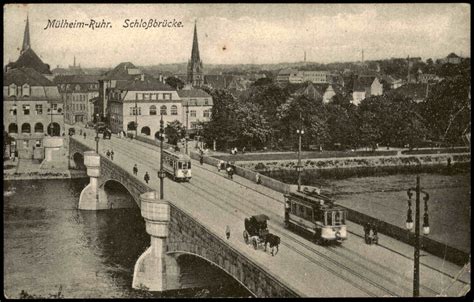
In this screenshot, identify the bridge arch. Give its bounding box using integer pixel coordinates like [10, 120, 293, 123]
[166, 250, 255, 297]
[101, 178, 139, 209]
[72, 152, 86, 170]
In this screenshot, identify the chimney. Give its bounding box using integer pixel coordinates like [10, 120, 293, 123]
[140, 74, 145, 81]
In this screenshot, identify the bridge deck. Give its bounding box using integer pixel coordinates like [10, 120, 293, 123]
[71, 130, 470, 297]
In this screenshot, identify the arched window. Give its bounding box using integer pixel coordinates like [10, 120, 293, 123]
[160, 105, 167, 115]
[141, 126, 151, 136]
[149, 105, 157, 115]
[34, 123, 44, 133]
[127, 122, 137, 131]
[8, 123, 18, 133]
[21, 123, 31, 134]
[171, 105, 178, 115]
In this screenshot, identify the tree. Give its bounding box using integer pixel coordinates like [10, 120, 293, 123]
[164, 120, 185, 145]
[165, 76, 185, 90]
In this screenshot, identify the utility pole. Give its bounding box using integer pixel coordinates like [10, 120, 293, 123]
[296, 112, 304, 192]
[95, 114, 99, 153]
[135, 100, 138, 138]
[185, 101, 189, 154]
[158, 114, 166, 200]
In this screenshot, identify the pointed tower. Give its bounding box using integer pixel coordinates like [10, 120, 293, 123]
[187, 20, 204, 87]
[21, 15, 31, 54]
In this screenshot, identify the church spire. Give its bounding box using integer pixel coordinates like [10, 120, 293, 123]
[191, 20, 200, 62]
[21, 15, 31, 54]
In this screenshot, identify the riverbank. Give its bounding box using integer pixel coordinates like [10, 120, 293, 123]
[3, 158, 87, 181]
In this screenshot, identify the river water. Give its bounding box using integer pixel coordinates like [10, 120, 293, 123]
[3, 178, 250, 298]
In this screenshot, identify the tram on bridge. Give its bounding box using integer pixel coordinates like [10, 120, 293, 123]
[162, 149, 192, 182]
[284, 188, 347, 244]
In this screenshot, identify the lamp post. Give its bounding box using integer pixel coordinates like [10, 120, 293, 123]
[158, 114, 166, 200]
[95, 113, 99, 153]
[135, 101, 138, 138]
[406, 175, 430, 297]
[185, 102, 189, 154]
[296, 113, 304, 192]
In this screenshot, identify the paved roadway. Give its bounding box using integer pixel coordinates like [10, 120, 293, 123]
[73, 128, 470, 297]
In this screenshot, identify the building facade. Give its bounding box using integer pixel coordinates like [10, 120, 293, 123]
[351, 76, 383, 105]
[4, 68, 64, 159]
[177, 86, 213, 135]
[55, 75, 100, 125]
[108, 76, 182, 139]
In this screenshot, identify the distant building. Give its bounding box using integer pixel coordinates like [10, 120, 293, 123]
[393, 83, 430, 103]
[55, 75, 100, 124]
[3, 67, 64, 160]
[178, 85, 213, 135]
[441, 53, 462, 65]
[107, 75, 180, 139]
[351, 75, 383, 105]
[417, 73, 442, 84]
[276, 69, 298, 85]
[203, 74, 235, 90]
[380, 74, 404, 90]
[98, 62, 147, 123]
[294, 82, 343, 104]
[51, 56, 85, 76]
[297, 71, 331, 84]
[187, 22, 204, 87]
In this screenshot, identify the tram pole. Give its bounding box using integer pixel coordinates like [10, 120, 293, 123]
[296, 113, 304, 192]
[406, 175, 430, 297]
[158, 114, 165, 200]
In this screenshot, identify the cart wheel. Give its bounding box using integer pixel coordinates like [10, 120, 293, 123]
[243, 230, 249, 244]
[253, 238, 258, 250]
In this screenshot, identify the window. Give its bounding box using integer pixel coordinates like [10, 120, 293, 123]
[136, 93, 143, 100]
[204, 99, 209, 105]
[291, 202, 296, 214]
[35, 140, 42, 147]
[164, 93, 171, 100]
[21, 123, 31, 134]
[51, 104, 58, 113]
[34, 123, 43, 133]
[171, 105, 178, 115]
[326, 212, 333, 226]
[8, 123, 18, 133]
[22, 84, 30, 97]
[190, 110, 196, 117]
[137, 107, 141, 115]
[203, 109, 210, 118]
[151, 94, 157, 100]
[10, 106, 17, 116]
[9, 84, 16, 97]
[75, 84, 81, 91]
[130, 107, 136, 116]
[160, 105, 167, 115]
[23, 104, 30, 115]
[143, 93, 150, 101]
[149, 105, 157, 115]
[35, 104, 42, 115]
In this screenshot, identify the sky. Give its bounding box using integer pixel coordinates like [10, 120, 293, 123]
[3, 3, 471, 68]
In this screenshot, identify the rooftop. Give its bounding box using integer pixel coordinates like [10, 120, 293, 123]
[4, 67, 55, 87]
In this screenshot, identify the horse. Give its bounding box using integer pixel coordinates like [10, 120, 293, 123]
[264, 233, 281, 256]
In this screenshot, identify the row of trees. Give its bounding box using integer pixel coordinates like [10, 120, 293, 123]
[199, 75, 470, 152]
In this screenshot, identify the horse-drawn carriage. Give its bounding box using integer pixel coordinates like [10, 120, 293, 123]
[243, 214, 280, 256]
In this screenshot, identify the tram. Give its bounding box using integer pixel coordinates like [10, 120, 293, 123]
[162, 149, 192, 181]
[284, 188, 347, 244]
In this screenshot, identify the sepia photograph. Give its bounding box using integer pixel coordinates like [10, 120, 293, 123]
[3, 3, 471, 298]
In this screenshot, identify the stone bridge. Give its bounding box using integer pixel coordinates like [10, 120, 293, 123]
[69, 137, 298, 297]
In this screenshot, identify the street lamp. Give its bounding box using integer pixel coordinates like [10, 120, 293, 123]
[157, 114, 166, 200]
[185, 102, 189, 154]
[406, 175, 430, 297]
[135, 101, 138, 138]
[296, 127, 304, 192]
[95, 113, 99, 153]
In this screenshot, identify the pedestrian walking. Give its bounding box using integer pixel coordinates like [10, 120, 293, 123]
[144, 172, 150, 184]
[106, 150, 111, 158]
[110, 150, 114, 161]
[364, 222, 371, 244]
[372, 224, 378, 244]
[225, 225, 231, 240]
[199, 155, 204, 165]
[83, 132, 87, 139]
[256, 173, 262, 184]
[227, 165, 234, 180]
[133, 164, 138, 176]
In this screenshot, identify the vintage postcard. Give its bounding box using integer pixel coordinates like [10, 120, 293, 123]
[3, 3, 471, 298]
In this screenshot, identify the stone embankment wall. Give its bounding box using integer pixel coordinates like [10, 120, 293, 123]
[236, 153, 471, 172]
[167, 204, 300, 298]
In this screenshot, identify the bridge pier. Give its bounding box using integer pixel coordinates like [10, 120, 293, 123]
[133, 191, 180, 292]
[78, 151, 109, 210]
